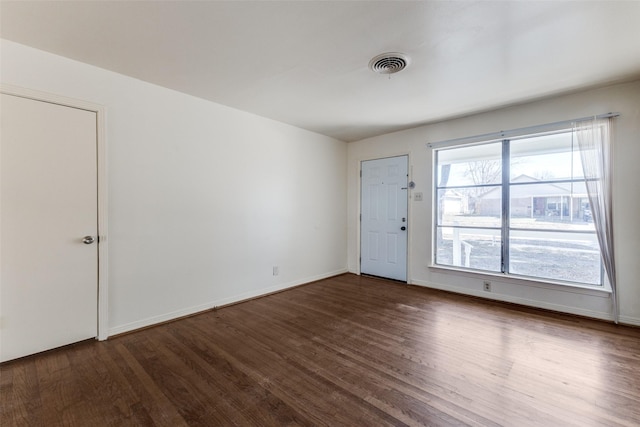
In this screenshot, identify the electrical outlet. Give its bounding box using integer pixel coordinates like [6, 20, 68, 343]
[273, 266, 279, 276]
[483, 281, 491, 292]
[413, 192, 423, 201]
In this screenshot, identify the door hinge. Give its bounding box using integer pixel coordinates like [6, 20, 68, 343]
[360, 170, 362, 177]
[360, 213, 362, 221]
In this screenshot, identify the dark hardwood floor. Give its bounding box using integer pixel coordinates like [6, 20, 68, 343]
[2, 273, 639, 426]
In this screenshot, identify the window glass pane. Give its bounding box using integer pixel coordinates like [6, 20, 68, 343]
[433, 134, 602, 287]
[437, 142, 502, 187]
[509, 230, 601, 285]
[436, 227, 501, 272]
[438, 187, 501, 227]
[511, 132, 584, 181]
[509, 182, 595, 231]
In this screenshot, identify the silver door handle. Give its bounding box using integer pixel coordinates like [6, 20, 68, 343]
[82, 236, 95, 244]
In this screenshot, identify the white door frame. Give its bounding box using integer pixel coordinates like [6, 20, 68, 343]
[1, 84, 109, 341]
[358, 153, 411, 282]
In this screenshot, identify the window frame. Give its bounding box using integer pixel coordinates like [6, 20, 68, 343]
[432, 129, 604, 288]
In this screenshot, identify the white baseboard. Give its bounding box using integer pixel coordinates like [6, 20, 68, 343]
[619, 315, 640, 327]
[108, 270, 636, 336]
[108, 268, 349, 337]
[410, 279, 615, 322]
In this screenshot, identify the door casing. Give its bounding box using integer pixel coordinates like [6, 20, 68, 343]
[359, 154, 409, 282]
[1, 84, 109, 341]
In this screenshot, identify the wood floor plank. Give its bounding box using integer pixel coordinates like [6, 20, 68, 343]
[89, 343, 158, 425]
[214, 303, 430, 426]
[113, 342, 189, 427]
[2, 273, 639, 426]
[0, 359, 43, 426]
[251, 287, 535, 425]
[187, 312, 403, 426]
[157, 325, 311, 426]
[225, 302, 493, 427]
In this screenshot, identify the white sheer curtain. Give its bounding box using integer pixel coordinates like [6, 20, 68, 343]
[574, 117, 618, 323]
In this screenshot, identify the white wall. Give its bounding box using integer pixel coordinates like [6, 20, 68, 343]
[4, 38, 638, 331]
[1, 40, 347, 335]
[348, 80, 640, 326]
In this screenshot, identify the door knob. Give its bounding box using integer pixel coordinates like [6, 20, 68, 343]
[82, 236, 95, 244]
[401, 226, 406, 231]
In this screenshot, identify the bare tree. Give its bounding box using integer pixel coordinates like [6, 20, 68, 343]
[461, 159, 501, 214]
[464, 159, 501, 189]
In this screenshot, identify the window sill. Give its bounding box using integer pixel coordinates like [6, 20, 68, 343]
[427, 264, 612, 298]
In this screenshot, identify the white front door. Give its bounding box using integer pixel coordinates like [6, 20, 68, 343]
[1, 93, 98, 362]
[360, 155, 408, 281]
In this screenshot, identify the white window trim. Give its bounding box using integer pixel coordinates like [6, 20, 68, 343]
[428, 264, 612, 297]
[431, 123, 611, 290]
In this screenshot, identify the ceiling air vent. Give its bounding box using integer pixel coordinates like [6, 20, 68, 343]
[368, 52, 411, 75]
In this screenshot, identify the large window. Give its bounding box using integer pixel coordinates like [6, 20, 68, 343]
[434, 130, 602, 286]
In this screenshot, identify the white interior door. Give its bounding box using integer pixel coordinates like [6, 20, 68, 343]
[360, 155, 408, 281]
[1, 93, 98, 362]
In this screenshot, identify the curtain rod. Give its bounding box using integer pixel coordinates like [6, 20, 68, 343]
[426, 112, 619, 149]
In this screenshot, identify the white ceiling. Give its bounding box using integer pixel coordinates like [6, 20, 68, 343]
[2, 1, 640, 142]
